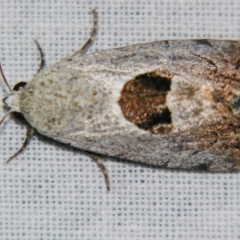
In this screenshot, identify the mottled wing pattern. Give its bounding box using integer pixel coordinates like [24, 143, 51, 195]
[21, 40, 240, 171]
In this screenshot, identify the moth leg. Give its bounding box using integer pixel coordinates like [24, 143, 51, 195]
[69, 9, 98, 59]
[33, 38, 45, 73]
[87, 152, 110, 191]
[4, 127, 35, 164]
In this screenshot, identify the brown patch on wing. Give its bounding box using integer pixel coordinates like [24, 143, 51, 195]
[194, 39, 213, 47]
[118, 71, 172, 134]
[235, 59, 240, 69]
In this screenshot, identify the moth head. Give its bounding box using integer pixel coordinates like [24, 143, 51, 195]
[0, 64, 27, 122]
[0, 64, 33, 164]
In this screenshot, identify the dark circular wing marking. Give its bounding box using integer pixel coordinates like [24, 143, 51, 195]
[118, 71, 172, 134]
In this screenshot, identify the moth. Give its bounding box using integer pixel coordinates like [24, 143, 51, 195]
[1, 10, 240, 190]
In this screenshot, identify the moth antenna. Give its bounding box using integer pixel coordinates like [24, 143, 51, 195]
[70, 8, 98, 58]
[33, 38, 45, 73]
[0, 63, 13, 93]
[0, 111, 14, 125]
[4, 127, 34, 164]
